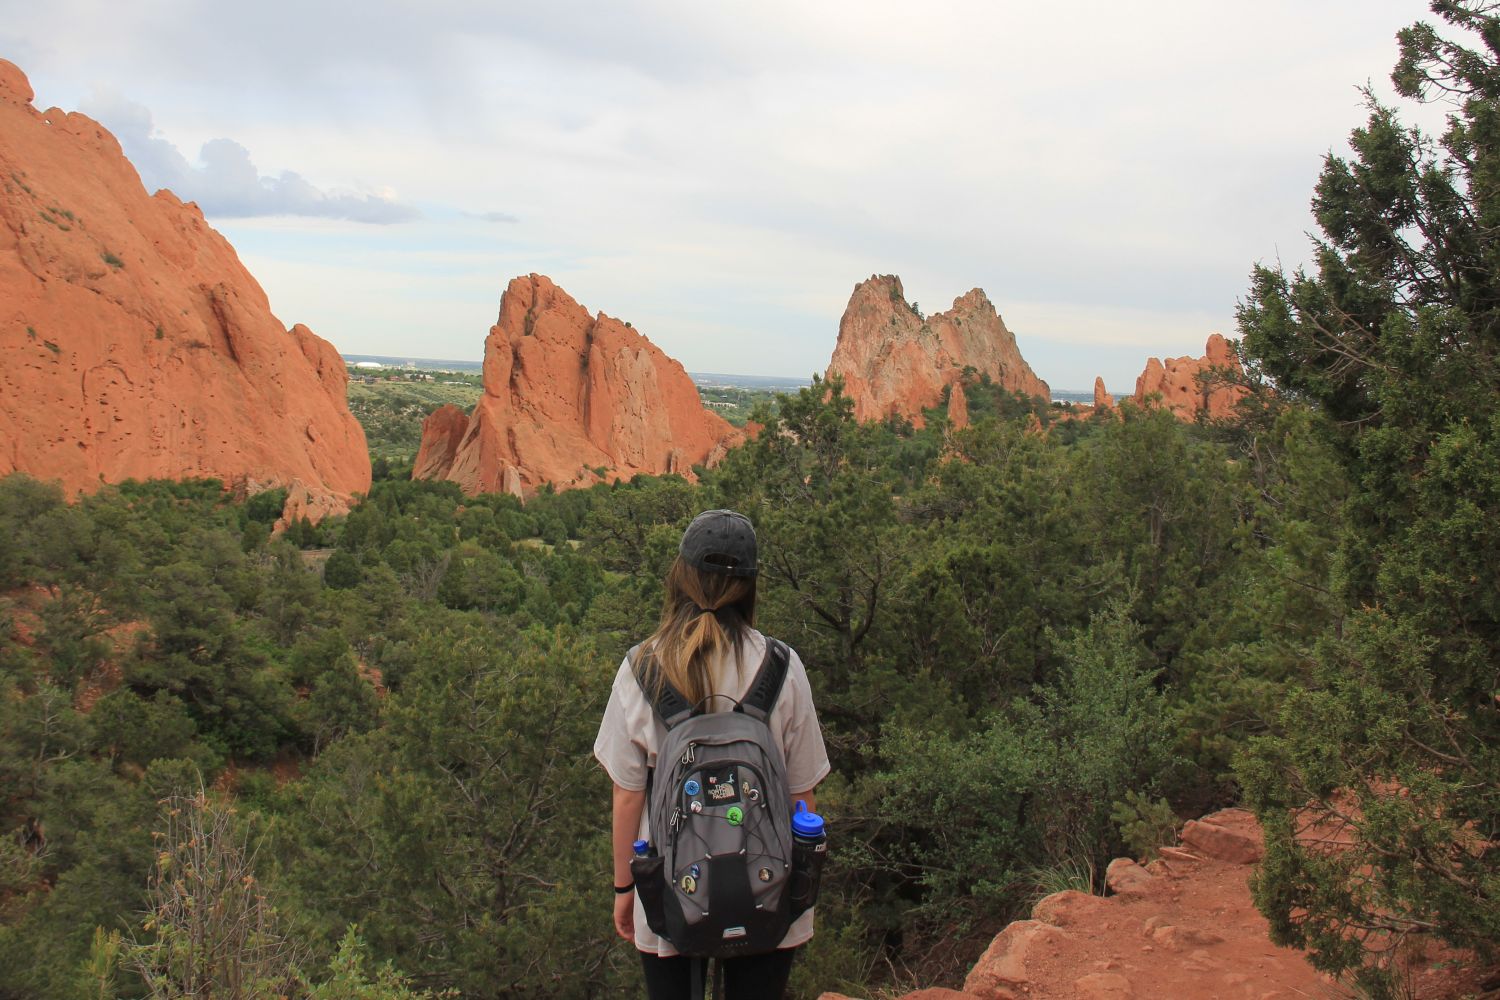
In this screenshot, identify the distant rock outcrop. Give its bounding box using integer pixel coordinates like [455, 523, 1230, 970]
[827, 275, 1050, 426]
[1093, 376, 1116, 414]
[413, 274, 742, 496]
[0, 59, 370, 516]
[1131, 334, 1246, 420]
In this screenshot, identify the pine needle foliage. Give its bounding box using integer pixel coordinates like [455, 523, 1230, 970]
[1235, 1, 1500, 987]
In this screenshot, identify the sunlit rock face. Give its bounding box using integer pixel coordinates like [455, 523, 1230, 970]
[414, 274, 742, 496]
[1093, 376, 1116, 413]
[827, 274, 1050, 427]
[1132, 334, 1247, 420]
[0, 59, 370, 516]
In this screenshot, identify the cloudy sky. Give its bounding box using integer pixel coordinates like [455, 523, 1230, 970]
[1, 0, 1440, 389]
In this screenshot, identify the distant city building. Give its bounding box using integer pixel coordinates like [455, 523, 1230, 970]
[353, 361, 384, 370]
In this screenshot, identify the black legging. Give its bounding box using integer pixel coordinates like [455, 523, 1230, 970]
[639, 948, 797, 1000]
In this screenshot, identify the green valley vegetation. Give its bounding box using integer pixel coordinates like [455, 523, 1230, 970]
[0, 373, 1355, 998]
[695, 385, 780, 426]
[1, 8, 1495, 999]
[1233, 1, 1500, 991]
[344, 369, 484, 469]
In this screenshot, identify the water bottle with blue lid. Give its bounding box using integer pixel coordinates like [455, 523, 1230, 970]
[792, 800, 824, 839]
[788, 799, 826, 915]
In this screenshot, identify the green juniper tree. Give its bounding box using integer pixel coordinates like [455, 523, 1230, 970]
[1235, 0, 1500, 987]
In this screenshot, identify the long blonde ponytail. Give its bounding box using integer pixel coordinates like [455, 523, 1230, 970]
[642, 556, 757, 709]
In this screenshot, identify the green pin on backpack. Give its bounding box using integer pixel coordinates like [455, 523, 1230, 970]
[726, 805, 744, 826]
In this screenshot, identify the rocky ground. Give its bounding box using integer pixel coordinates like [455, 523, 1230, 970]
[821, 809, 1492, 1000]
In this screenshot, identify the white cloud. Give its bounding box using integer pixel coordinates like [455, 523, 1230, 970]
[4, 0, 1452, 388]
[81, 91, 421, 224]
[465, 210, 520, 224]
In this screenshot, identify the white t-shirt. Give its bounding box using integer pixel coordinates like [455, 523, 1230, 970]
[593, 628, 831, 956]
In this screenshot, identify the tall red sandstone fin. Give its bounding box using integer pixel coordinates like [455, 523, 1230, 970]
[947, 381, 970, 430]
[826, 275, 1050, 425]
[414, 274, 743, 497]
[1093, 376, 1116, 411]
[1132, 334, 1247, 421]
[0, 59, 369, 516]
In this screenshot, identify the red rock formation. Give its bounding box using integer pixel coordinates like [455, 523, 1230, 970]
[946, 381, 970, 430]
[0, 60, 369, 516]
[827, 275, 1050, 426]
[963, 920, 1072, 998]
[1092, 376, 1116, 413]
[412, 404, 468, 482]
[1131, 334, 1246, 420]
[415, 274, 742, 496]
[1180, 815, 1263, 865]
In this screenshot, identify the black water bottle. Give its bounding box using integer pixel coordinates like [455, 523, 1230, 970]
[788, 799, 826, 915]
[629, 838, 670, 935]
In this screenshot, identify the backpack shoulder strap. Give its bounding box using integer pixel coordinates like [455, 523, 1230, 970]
[736, 637, 790, 723]
[629, 643, 695, 730]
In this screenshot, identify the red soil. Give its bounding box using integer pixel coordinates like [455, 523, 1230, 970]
[819, 809, 1492, 1000]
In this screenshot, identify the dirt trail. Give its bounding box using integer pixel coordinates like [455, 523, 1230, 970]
[821, 808, 1487, 1000]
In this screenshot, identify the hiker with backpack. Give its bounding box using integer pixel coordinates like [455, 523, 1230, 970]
[594, 509, 831, 1000]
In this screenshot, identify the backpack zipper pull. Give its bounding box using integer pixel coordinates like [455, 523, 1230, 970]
[680, 742, 696, 766]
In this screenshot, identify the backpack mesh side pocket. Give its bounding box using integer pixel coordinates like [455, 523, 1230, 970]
[630, 853, 669, 936]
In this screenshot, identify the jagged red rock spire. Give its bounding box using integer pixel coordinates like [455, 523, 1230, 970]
[0, 58, 370, 515]
[413, 274, 742, 496]
[826, 275, 1050, 426]
[1093, 376, 1116, 412]
[1132, 333, 1247, 420]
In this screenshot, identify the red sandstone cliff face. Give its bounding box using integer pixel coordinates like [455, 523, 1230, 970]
[0, 60, 370, 514]
[1131, 334, 1246, 421]
[413, 274, 742, 496]
[827, 275, 1050, 426]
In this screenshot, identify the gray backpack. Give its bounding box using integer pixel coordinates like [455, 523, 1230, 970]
[627, 638, 799, 958]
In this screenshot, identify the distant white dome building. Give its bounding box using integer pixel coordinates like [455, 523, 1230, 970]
[353, 361, 384, 370]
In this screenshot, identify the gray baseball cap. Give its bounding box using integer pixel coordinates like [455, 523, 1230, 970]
[679, 509, 758, 577]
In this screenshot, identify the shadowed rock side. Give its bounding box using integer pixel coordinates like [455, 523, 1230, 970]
[827, 275, 1050, 426]
[414, 274, 743, 497]
[412, 404, 469, 482]
[1131, 334, 1247, 420]
[0, 59, 370, 515]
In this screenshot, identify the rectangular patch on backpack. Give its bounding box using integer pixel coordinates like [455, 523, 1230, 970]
[701, 766, 741, 804]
